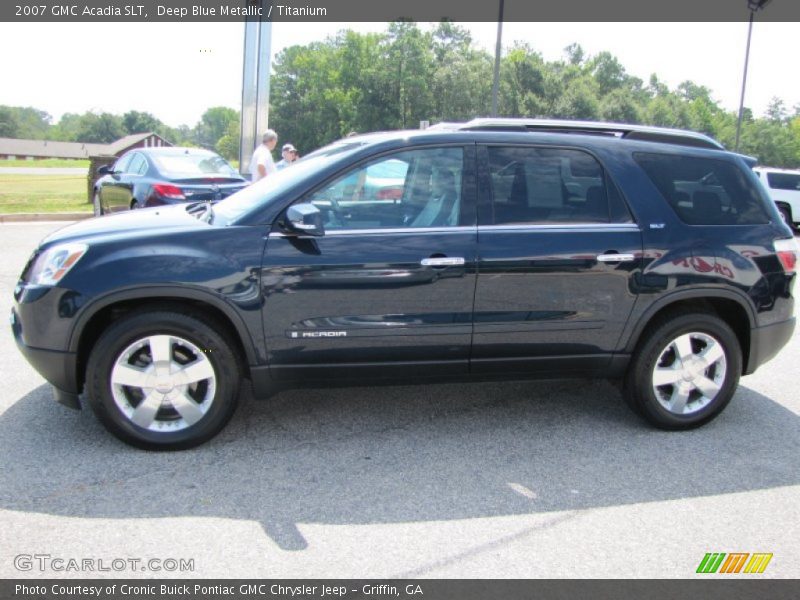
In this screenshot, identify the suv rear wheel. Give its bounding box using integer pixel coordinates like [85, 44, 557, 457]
[624, 311, 742, 429]
[777, 205, 793, 229]
[85, 310, 241, 450]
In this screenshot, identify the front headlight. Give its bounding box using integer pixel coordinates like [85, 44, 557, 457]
[27, 243, 88, 287]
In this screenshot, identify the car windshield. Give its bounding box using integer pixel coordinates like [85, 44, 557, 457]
[152, 153, 239, 178]
[213, 140, 368, 223]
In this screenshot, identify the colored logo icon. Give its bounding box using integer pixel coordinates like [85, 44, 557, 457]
[696, 553, 773, 574]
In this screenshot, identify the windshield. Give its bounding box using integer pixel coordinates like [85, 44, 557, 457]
[153, 153, 239, 178]
[213, 140, 368, 223]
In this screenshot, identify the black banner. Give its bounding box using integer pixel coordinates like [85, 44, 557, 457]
[2, 580, 800, 600]
[2, 0, 800, 23]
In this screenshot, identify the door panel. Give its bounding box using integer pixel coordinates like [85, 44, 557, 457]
[472, 145, 642, 374]
[473, 225, 641, 373]
[261, 145, 478, 382]
[262, 229, 476, 381]
[102, 153, 134, 212]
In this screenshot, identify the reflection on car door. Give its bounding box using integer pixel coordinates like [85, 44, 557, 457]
[261, 146, 478, 382]
[472, 145, 642, 375]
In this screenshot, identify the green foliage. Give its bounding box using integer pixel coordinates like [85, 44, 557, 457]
[74, 112, 125, 144]
[122, 110, 162, 135]
[215, 119, 241, 160]
[195, 106, 239, 149]
[0, 106, 51, 139]
[0, 106, 19, 137]
[267, 23, 800, 168]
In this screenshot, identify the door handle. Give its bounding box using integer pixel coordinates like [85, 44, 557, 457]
[596, 253, 636, 263]
[421, 257, 465, 267]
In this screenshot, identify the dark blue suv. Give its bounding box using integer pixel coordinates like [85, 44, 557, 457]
[11, 119, 798, 449]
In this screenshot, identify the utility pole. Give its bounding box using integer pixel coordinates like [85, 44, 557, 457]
[735, 0, 773, 152]
[240, 3, 272, 176]
[491, 0, 504, 117]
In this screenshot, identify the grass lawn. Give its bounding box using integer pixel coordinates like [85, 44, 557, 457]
[0, 174, 92, 213]
[0, 158, 90, 169]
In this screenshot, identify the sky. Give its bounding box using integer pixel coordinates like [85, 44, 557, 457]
[0, 21, 798, 129]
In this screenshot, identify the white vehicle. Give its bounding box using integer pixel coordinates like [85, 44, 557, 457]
[753, 167, 800, 229]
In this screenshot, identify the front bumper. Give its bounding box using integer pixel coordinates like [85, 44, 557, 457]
[744, 316, 796, 375]
[11, 307, 81, 409]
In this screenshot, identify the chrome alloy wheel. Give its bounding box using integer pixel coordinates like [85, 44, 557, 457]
[651, 332, 727, 416]
[110, 335, 217, 432]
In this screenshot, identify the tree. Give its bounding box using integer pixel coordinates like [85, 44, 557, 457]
[384, 21, 435, 128]
[499, 44, 547, 117]
[589, 52, 627, 96]
[50, 113, 82, 141]
[765, 97, 787, 123]
[564, 43, 585, 66]
[553, 77, 600, 120]
[0, 106, 19, 137]
[600, 89, 641, 123]
[215, 119, 240, 160]
[195, 106, 239, 149]
[75, 112, 125, 143]
[431, 22, 492, 120]
[122, 111, 162, 134]
[677, 81, 713, 103]
[647, 74, 669, 98]
[0, 106, 51, 139]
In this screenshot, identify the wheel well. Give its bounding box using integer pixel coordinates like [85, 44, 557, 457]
[75, 298, 251, 391]
[631, 297, 751, 369]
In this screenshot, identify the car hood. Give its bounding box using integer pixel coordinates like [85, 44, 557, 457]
[41, 205, 210, 247]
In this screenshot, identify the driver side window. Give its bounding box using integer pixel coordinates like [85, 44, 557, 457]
[303, 147, 464, 230]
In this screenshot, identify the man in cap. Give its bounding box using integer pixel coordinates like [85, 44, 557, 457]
[249, 129, 278, 183]
[276, 143, 298, 170]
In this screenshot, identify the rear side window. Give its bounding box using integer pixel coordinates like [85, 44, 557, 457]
[153, 154, 238, 178]
[634, 152, 769, 225]
[766, 172, 800, 191]
[128, 153, 148, 176]
[113, 154, 132, 174]
[486, 146, 632, 225]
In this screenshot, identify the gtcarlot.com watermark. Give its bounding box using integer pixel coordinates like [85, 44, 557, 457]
[14, 553, 194, 573]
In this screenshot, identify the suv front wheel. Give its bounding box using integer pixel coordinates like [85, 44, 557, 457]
[624, 311, 742, 429]
[85, 310, 241, 450]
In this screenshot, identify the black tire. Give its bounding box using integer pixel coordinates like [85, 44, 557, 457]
[85, 310, 241, 450]
[777, 205, 793, 229]
[92, 191, 103, 216]
[130, 199, 139, 210]
[623, 311, 742, 430]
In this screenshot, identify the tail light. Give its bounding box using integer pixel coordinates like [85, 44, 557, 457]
[774, 238, 799, 273]
[152, 183, 185, 200]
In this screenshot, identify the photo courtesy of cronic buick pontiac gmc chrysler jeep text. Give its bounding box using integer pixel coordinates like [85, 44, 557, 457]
[11, 119, 798, 449]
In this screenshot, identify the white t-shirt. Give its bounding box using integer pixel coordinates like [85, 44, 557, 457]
[250, 144, 276, 182]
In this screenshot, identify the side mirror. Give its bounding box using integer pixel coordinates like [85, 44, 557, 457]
[285, 203, 325, 237]
[97, 165, 113, 175]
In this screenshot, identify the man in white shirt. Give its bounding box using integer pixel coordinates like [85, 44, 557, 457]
[249, 130, 278, 183]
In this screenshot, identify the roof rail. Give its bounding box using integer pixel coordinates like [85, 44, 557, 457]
[455, 118, 725, 150]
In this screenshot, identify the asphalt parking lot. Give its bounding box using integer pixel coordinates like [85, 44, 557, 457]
[0, 221, 798, 579]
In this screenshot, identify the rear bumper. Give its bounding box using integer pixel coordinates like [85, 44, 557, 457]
[745, 317, 796, 375]
[11, 307, 81, 408]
